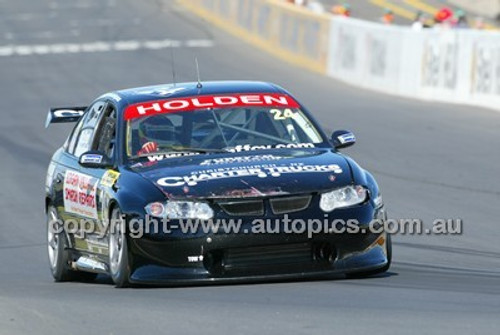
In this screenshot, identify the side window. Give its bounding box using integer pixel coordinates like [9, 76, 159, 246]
[74, 128, 94, 157]
[72, 101, 105, 157]
[66, 116, 85, 154]
[92, 105, 117, 159]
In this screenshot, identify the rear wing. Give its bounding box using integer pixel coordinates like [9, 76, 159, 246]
[45, 107, 87, 128]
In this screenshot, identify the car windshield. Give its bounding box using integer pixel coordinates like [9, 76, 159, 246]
[126, 107, 324, 158]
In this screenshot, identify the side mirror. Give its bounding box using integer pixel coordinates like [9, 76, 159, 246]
[79, 151, 113, 169]
[331, 130, 356, 149]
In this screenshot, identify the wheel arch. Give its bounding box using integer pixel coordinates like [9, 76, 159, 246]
[107, 199, 119, 221]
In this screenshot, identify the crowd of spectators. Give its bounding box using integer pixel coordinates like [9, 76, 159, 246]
[284, 0, 489, 30]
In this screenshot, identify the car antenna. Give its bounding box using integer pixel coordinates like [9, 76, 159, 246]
[170, 47, 176, 87]
[195, 57, 202, 89]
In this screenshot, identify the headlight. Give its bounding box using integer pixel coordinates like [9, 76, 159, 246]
[320, 185, 367, 212]
[145, 202, 166, 217]
[145, 201, 214, 220]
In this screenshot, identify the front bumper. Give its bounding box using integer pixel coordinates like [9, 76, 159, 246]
[126, 200, 389, 285]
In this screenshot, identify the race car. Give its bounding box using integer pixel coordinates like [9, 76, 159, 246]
[45, 81, 391, 287]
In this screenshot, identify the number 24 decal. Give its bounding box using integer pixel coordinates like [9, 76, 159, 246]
[270, 109, 297, 120]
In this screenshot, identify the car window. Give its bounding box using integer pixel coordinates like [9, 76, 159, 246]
[127, 107, 323, 157]
[74, 128, 93, 157]
[92, 105, 117, 159]
[72, 101, 105, 158]
[66, 116, 85, 154]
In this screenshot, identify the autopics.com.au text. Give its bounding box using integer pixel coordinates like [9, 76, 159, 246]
[49, 214, 463, 239]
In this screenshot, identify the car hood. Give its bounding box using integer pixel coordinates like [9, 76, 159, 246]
[130, 149, 353, 199]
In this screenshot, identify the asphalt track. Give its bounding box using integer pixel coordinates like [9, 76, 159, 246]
[1, 1, 500, 334]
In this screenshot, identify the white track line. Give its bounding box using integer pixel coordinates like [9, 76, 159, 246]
[0, 39, 214, 57]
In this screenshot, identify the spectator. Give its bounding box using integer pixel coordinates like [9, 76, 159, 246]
[307, 1, 325, 14]
[331, 3, 351, 17]
[285, 0, 308, 5]
[381, 8, 394, 25]
[474, 16, 485, 29]
[411, 11, 425, 30]
[434, 7, 452, 23]
[454, 9, 468, 28]
[433, 7, 454, 29]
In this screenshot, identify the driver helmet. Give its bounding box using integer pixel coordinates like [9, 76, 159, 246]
[138, 115, 174, 143]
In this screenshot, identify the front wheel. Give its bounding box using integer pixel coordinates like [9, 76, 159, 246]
[109, 207, 131, 288]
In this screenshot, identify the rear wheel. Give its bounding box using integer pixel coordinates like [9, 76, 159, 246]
[47, 205, 97, 282]
[109, 207, 131, 288]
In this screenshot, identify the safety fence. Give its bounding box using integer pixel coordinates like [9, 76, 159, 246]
[179, 0, 500, 111]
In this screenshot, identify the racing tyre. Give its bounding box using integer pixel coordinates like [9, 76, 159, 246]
[346, 233, 392, 278]
[47, 205, 97, 282]
[109, 207, 131, 288]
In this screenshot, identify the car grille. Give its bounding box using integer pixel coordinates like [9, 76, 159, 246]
[269, 195, 312, 215]
[224, 243, 312, 270]
[204, 242, 337, 275]
[218, 194, 312, 216]
[219, 200, 264, 216]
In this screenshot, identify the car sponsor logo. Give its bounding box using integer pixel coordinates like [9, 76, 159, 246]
[124, 93, 300, 120]
[187, 255, 204, 263]
[226, 143, 315, 152]
[144, 144, 315, 162]
[338, 133, 355, 144]
[80, 154, 103, 164]
[100, 170, 120, 188]
[147, 151, 200, 162]
[52, 109, 85, 118]
[157, 163, 343, 187]
[63, 170, 98, 219]
[199, 154, 285, 166]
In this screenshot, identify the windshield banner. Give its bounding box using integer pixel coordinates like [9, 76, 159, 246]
[124, 93, 300, 120]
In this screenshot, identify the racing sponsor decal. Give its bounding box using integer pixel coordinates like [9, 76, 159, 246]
[80, 154, 103, 164]
[100, 170, 120, 188]
[226, 143, 314, 152]
[63, 170, 98, 219]
[124, 93, 300, 120]
[46, 108, 86, 128]
[157, 163, 343, 187]
[187, 255, 204, 263]
[147, 152, 200, 162]
[337, 133, 355, 144]
[269, 108, 297, 120]
[52, 109, 85, 118]
[145, 143, 314, 162]
[199, 154, 285, 166]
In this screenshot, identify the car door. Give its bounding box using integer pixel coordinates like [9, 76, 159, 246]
[56, 100, 118, 255]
